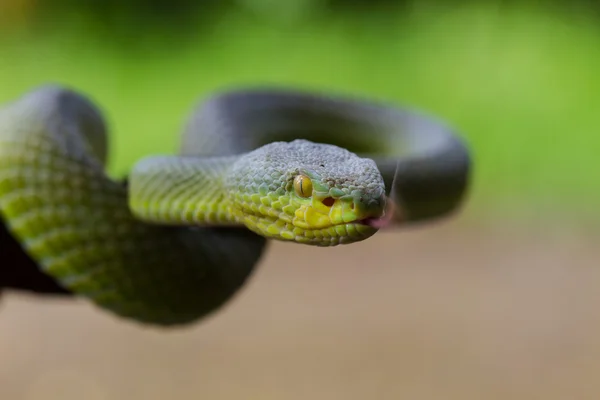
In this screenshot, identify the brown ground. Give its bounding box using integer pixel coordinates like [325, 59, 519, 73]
[1, 218, 599, 400]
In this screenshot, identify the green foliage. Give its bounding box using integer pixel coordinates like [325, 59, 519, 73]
[0, 2, 598, 220]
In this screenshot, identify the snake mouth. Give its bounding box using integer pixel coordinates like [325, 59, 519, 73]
[306, 221, 377, 246]
[358, 214, 395, 229]
[235, 204, 384, 246]
[358, 217, 385, 228]
[358, 193, 404, 230]
[356, 198, 397, 229]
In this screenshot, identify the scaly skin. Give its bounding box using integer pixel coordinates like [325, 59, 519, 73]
[0, 87, 266, 326]
[130, 140, 386, 246]
[0, 85, 471, 326]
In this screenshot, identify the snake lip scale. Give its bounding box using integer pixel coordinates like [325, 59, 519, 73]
[0, 85, 471, 326]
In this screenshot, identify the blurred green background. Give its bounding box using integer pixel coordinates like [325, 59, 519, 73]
[2, 2, 600, 400]
[2, 0, 598, 223]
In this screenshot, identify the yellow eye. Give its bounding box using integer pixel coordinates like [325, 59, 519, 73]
[294, 175, 312, 198]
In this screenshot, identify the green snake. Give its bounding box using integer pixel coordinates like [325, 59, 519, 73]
[0, 86, 470, 326]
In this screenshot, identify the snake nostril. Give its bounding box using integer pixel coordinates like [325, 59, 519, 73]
[350, 202, 355, 210]
[322, 197, 335, 207]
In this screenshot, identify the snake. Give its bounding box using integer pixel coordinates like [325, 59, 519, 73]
[0, 86, 470, 326]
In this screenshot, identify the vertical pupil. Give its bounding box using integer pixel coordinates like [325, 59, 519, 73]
[295, 175, 311, 198]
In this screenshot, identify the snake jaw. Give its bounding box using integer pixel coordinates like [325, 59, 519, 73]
[230, 194, 381, 246]
[228, 196, 385, 247]
[270, 192, 383, 246]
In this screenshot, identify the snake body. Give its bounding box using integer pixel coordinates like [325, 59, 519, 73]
[0, 86, 470, 326]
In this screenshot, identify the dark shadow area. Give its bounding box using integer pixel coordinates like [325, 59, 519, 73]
[0, 217, 71, 296]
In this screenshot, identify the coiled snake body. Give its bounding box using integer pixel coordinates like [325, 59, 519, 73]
[0, 86, 470, 326]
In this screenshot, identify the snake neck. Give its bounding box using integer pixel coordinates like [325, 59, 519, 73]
[128, 155, 242, 226]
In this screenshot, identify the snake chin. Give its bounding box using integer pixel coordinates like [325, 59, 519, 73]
[305, 222, 379, 247]
[242, 215, 379, 246]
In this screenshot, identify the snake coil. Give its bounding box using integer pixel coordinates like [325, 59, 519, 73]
[0, 86, 470, 326]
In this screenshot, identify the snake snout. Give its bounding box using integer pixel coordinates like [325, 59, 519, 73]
[358, 195, 402, 229]
[352, 192, 386, 220]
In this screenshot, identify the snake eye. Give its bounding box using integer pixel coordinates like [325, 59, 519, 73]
[294, 174, 312, 198]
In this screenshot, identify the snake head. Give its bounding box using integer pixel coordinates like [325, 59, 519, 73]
[226, 139, 387, 246]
